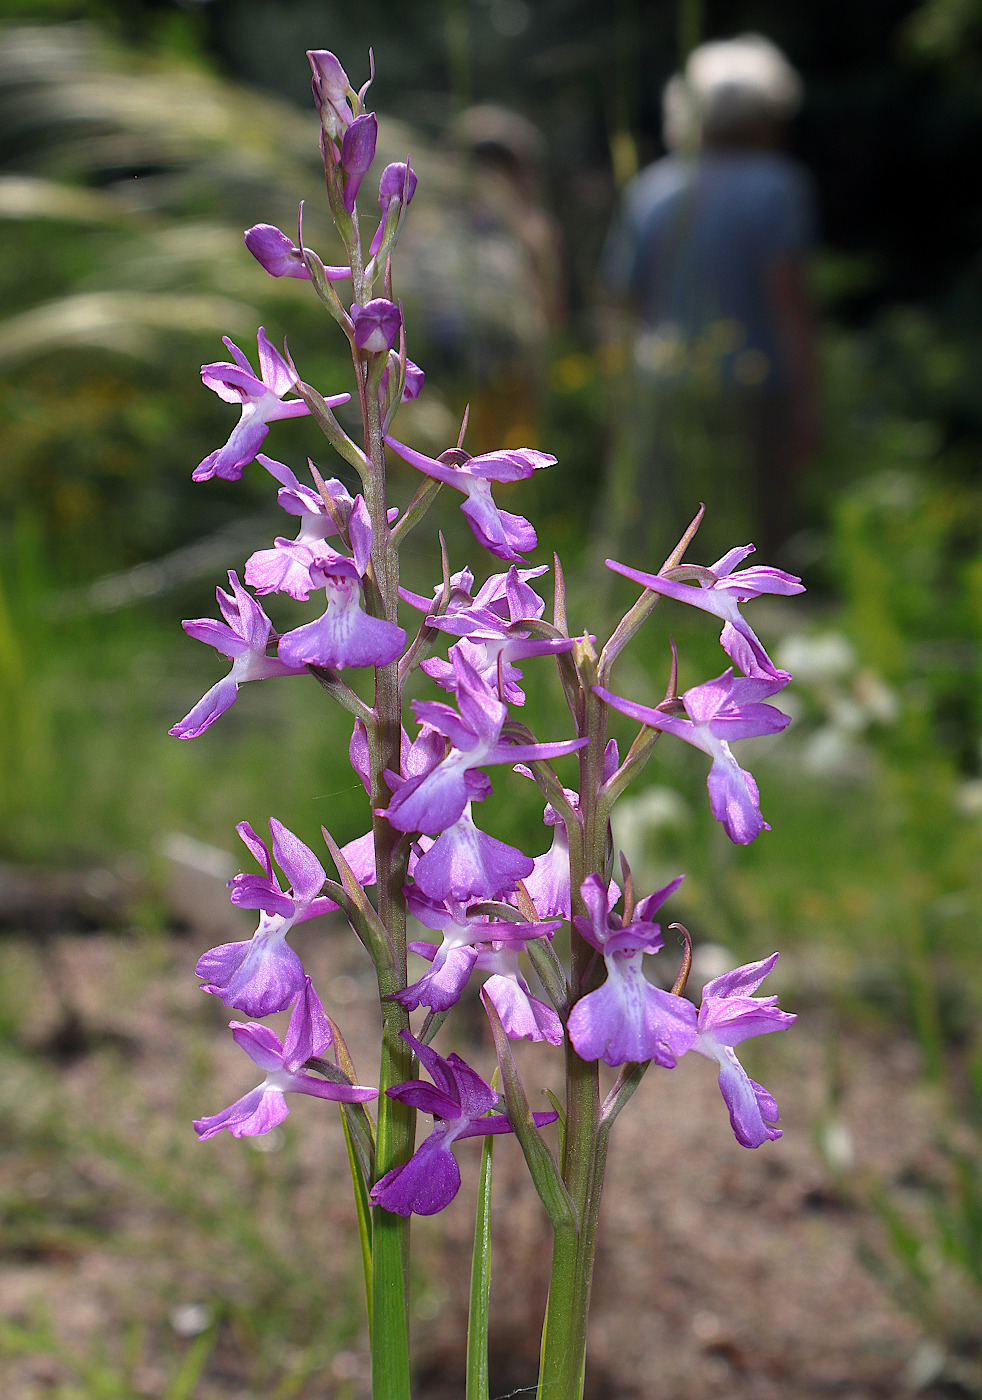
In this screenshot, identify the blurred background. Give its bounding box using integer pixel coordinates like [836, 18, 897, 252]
[3, 1, 982, 1397]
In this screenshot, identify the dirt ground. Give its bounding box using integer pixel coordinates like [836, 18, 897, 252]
[0, 875, 948, 1400]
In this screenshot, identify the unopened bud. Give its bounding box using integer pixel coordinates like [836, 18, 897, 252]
[378, 161, 418, 213]
[340, 113, 378, 212]
[244, 224, 311, 280]
[351, 298, 402, 354]
[308, 49, 352, 137]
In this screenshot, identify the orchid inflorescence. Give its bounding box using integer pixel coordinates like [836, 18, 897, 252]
[173, 46, 800, 1400]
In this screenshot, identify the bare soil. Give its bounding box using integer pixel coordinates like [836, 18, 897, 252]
[0, 893, 940, 1400]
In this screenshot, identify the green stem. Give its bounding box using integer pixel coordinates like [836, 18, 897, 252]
[346, 337, 414, 1400]
[537, 673, 610, 1399]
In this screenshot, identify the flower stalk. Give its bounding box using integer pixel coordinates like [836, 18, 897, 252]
[174, 42, 801, 1400]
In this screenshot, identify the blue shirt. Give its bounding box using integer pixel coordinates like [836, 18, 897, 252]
[602, 150, 815, 387]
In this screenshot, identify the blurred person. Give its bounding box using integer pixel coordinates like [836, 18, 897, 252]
[601, 34, 819, 563]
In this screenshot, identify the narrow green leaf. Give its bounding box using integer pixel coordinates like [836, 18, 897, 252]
[322, 824, 396, 967]
[524, 930, 571, 1017]
[540, 1088, 567, 1163]
[164, 1322, 219, 1400]
[308, 665, 375, 723]
[482, 993, 576, 1231]
[297, 379, 369, 479]
[324, 1012, 376, 1175]
[466, 1111, 495, 1400]
[340, 1105, 374, 1337]
[390, 474, 443, 547]
[418, 1007, 451, 1046]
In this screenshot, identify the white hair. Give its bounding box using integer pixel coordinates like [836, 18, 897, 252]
[663, 34, 803, 151]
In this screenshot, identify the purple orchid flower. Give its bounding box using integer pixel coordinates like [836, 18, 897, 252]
[411, 801, 533, 903]
[407, 938, 561, 1043]
[243, 224, 351, 282]
[595, 669, 791, 844]
[606, 545, 804, 680]
[379, 653, 587, 835]
[421, 565, 578, 705]
[477, 952, 563, 1044]
[378, 161, 418, 215]
[275, 500, 406, 670]
[398, 888, 559, 1013]
[351, 298, 402, 354]
[194, 977, 376, 1140]
[692, 953, 796, 1147]
[194, 329, 342, 483]
[567, 875, 697, 1068]
[244, 454, 354, 601]
[518, 787, 578, 920]
[169, 572, 306, 739]
[196, 819, 337, 1018]
[369, 1031, 556, 1216]
[513, 743, 618, 919]
[399, 565, 549, 622]
[385, 435, 555, 563]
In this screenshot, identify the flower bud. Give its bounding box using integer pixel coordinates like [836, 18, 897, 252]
[308, 49, 352, 137]
[351, 299, 402, 354]
[244, 224, 311, 280]
[340, 112, 378, 212]
[378, 161, 418, 213]
[380, 355, 425, 418]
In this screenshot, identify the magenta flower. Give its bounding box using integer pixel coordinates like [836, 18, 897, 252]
[244, 223, 351, 282]
[400, 564, 548, 620]
[515, 743, 618, 919]
[411, 801, 533, 903]
[595, 669, 791, 844]
[194, 329, 341, 483]
[194, 977, 376, 1141]
[196, 819, 337, 1018]
[520, 790, 577, 919]
[369, 1031, 556, 1216]
[351, 298, 402, 354]
[477, 953, 563, 1044]
[422, 564, 578, 705]
[606, 545, 804, 680]
[567, 875, 696, 1068]
[378, 161, 418, 215]
[276, 500, 406, 670]
[169, 572, 306, 739]
[691, 953, 796, 1147]
[385, 435, 555, 563]
[398, 887, 559, 1013]
[379, 653, 587, 835]
[244, 454, 355, 601]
